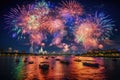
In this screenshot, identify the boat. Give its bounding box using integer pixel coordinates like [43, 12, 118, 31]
[74, 59, 81, 62]
[28, 61, 34, 64]
[60, 60, 70, 65]
[39, 62, 49, 70]
[51, 56, 55, 58]
[24, 58, 28, 62]
[84, 60, 96, 62]
[24, 60, 27, 63]
[55, 58, 61, 61]
[82, 62, 99, 68]
[45, 57, 49, 59]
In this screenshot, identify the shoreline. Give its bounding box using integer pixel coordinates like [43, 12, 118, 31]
[0, 52, 120, 58]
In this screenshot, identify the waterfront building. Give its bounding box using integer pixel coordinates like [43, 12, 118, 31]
[39, 47, 44, 54]
[30, 46, 34, 53]
[8, 47, 12, 53]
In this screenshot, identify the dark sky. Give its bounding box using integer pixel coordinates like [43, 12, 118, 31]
[0, 0, 120, 52]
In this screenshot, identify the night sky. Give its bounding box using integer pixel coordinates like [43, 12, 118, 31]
[0, 0, 120, 53]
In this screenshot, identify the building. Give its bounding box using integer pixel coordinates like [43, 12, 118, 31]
[8, 47, 12, 53]
[39, 47, 47, 54]
[13, 50, 19, 53]
[30, 46, 34, 53]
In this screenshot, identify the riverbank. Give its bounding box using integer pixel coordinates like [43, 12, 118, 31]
[81, 53, 120, 58]
[0, 52, 73, 56]
[0, 52, 120, 58]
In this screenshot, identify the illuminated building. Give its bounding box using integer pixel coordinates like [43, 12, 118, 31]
[30, 46, 34, 53]
[39, 47, 43, 54]
[8, 47, 12, 53]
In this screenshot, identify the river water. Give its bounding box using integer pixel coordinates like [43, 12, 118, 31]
[0, 55, 120, 80]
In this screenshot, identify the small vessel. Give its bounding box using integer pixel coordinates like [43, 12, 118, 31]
[24, 60, 27, 63]
[82, 62, 99, 68]
[24, 58, 28, 62]
[25, 58, 28, 60]
[74, 59, 81, 62]
[28, 61, 34, 64]
[51, 56, 55, 58]
[39, 62, 49, 70]
[55, 58, 61, 61]
[60, 60, 70, 65]
[84, 60, 96, 62]
[45, 57, 49, 59]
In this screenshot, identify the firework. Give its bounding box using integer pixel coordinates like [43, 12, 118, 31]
[63, 44, 69, 52]
[74, 12, 114, 50]
[74, 21, 98, 49]
[5, 0, 115, 52]
[92, 12, 114, 40]
[6, 0, 54, 46]
[48, 19, 65, 34]
[59, 0, 83, 17]
[56, 0, 84, 35]
[51, 30, 67, 46]
[6, 1, 50, 40]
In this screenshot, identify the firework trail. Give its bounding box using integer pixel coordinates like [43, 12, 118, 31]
[59, 0, 83, 17]
[5, 1, 53, 46]
[5, 0, 114, 52]
[48, 19, 65, 34]
[58, 0, 84, 34]
[74, 12, 114, 50]
[5, 0, 50, 39]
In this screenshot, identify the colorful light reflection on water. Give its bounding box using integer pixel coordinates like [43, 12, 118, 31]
[0, 56, 120, 80]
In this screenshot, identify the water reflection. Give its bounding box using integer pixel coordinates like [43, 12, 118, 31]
[0, 56, 120, 80]
[13, 58, 24, 80]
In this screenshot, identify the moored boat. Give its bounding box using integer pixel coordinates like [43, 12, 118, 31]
[51, 56, 55, 58]
[55, 58, 61, 61]
[45, 57, 49, 59]
[60, 60, 70, 65]
[28, 61, 34, 64]
[24, 58, 28, 62]
[82, 62, 99, 68]
[39, 62, 49, 70]
[74, 59, 81, 62]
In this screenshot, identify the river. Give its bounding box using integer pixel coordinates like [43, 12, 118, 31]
[0, 55, 120, 80]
